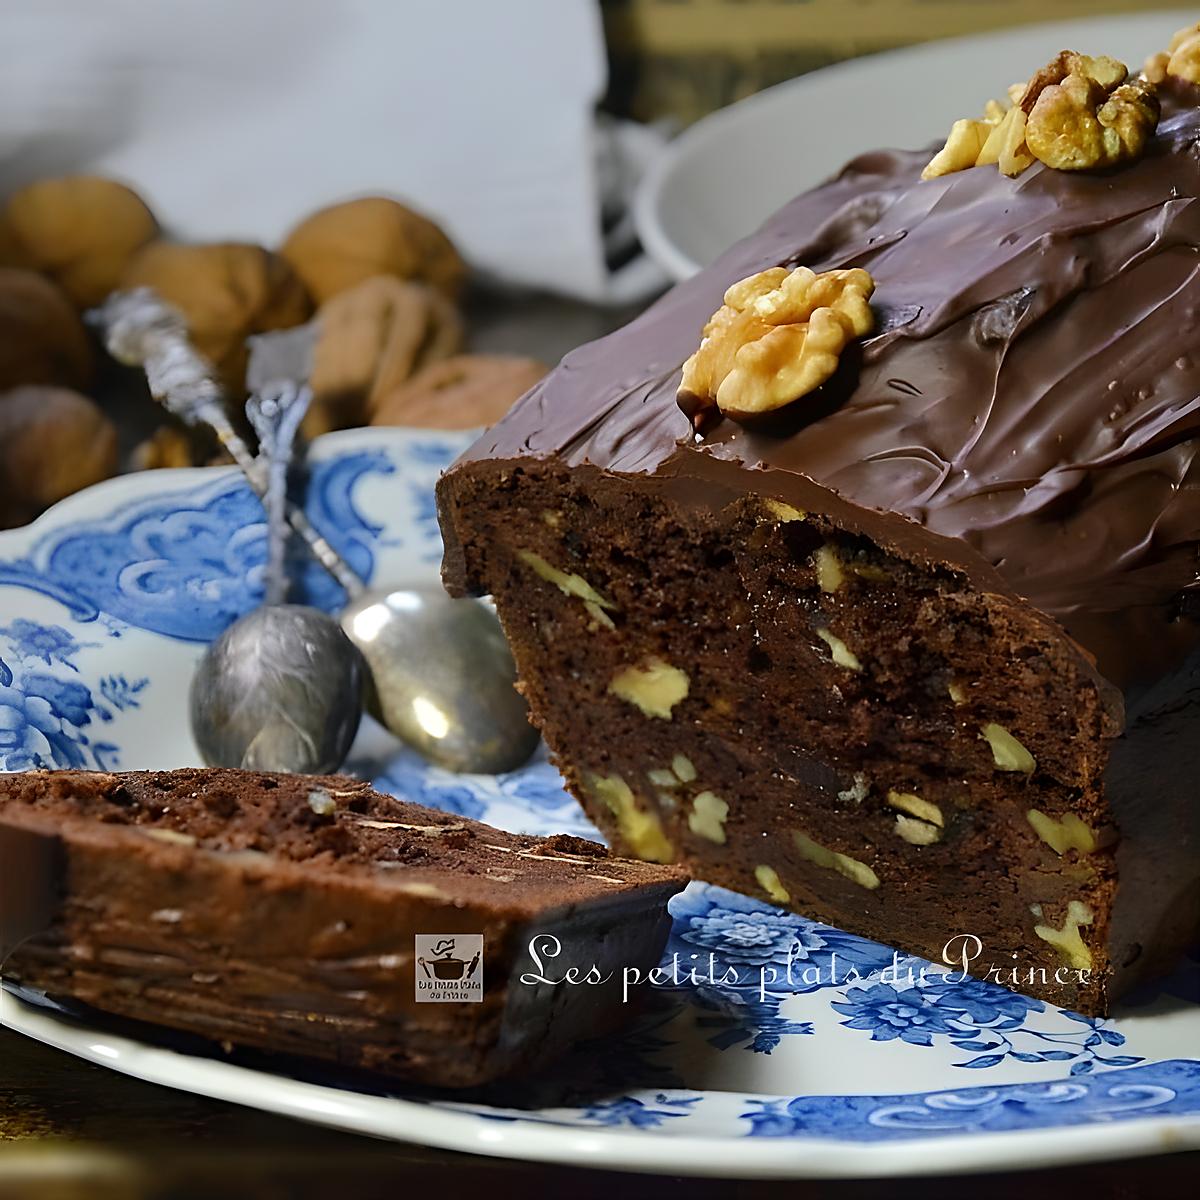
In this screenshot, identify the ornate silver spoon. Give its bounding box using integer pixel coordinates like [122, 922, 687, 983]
[93, 290, 538, 774]
[94, 290, 362, 771]
[188, 379, 365, 773]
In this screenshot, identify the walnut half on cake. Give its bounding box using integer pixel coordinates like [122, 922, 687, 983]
[438, 53, 1200, 1016]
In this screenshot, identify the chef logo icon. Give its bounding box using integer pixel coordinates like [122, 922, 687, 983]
[414, 933, 484, 1003]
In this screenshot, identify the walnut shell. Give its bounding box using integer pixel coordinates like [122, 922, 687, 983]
[280, 197, 465, 305]
[120, 241, 312, 392]
[0, 175, 159, 308]
[0, 268, 93, 392]
[308, 275, 463, 435]
[370, 354, 548, 430]
[0, 386, 118, 528]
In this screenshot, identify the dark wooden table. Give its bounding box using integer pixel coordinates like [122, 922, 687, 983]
[1, 290, 1196, 1198]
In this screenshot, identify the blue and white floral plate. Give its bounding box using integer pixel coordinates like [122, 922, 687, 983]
[1, 427, 1198, 1178]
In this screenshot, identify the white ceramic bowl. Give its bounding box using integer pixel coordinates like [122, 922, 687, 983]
[635, 11, 1189, 280]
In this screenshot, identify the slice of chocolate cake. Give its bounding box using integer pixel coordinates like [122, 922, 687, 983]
[0, 768, 685, 1086]
[438, 45, 1200, 1015]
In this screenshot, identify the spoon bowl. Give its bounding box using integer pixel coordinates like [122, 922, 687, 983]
[190, 604, 364, 774]
[341, 587, 538, 774]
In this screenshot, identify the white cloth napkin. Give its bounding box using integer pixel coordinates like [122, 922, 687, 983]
[0, 0, 666, 304]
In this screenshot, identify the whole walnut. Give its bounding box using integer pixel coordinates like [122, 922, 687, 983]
[0, 268, 93, 392]
[307, 275, 463, 435]
[371, 354, 548, 430]
[0, 386, 118, 528]
[120, 242, 312, 392]
[280, 197, 465, 305]
[0, 176, 159, 309]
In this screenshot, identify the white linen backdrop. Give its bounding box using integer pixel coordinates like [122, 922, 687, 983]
[0, 0, 665, 302]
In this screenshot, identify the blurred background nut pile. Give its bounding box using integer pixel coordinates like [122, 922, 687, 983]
[121, 240, 313, 393]
[281, 197, 467, 304]
[0, 175, 548, 529]
[306, 274, 463, 436]
[374, 355, 551, 428]
[0, 386, 118, 529]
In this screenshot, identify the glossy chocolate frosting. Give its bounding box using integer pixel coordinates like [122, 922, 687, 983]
[454, 106, 1200, 695]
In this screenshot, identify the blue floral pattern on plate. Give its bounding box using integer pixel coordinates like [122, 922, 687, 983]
[0, 426, 1197, 1159]
[0, 451, 394, 641]
[0, 618, 147, 771]
[736, 1060, 1200, 1139]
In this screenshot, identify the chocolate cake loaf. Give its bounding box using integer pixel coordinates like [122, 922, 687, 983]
[438, 43, 1200, 1014]
[0, 768, 685, 1086]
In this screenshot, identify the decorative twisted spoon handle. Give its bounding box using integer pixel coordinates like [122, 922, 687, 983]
[245, 381, 310, 606]
[91, 289, 363, 599]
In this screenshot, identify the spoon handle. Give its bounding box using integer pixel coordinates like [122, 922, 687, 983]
[92, 290, 365, 599]
[246, 382, 309, 606]
[263, 475, 365, 599]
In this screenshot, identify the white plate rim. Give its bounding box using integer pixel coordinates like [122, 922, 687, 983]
[3, 990, 1197, 1179]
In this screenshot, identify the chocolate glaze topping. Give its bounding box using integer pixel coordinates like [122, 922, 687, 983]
[454, 106, 1200, 695]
